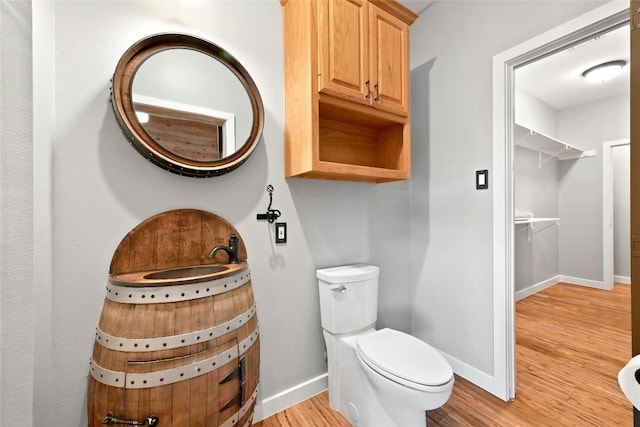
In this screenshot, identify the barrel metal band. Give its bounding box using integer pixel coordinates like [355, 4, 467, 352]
[95, 304, 257, 352]
[90, 326, 259, 389]
[221, 389, 257, 427]
[105, 270, 251, 304]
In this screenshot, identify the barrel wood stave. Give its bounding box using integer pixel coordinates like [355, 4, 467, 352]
[89, 281, 258, 426]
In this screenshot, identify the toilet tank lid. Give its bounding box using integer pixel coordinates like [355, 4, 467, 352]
[316, 264, 379, 283]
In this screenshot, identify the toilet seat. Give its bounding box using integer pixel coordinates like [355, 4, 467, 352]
[356, 328, 453, 392]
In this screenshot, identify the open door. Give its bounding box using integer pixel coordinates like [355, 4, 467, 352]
[631, 3, 640, 425]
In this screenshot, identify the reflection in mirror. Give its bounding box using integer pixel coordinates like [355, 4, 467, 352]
[132, 94, 236, 162]
[132, 49, 253, 161]
[111, 33, 264, 177]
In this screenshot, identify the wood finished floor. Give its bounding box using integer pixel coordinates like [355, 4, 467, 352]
[254, 283, 632, 426]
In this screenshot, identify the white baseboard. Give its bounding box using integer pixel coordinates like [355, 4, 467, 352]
[253, 357, 506, 420]
[615, 275, 631, 285]
[558, 275, 607, 290]
[515, 275, 559, 301]
[253, 373, 328, 422]
[439, 350, 501, 399]
[516, 274, 615, 301]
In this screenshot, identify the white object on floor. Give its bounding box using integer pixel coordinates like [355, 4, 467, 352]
[619, 354, 640, 410]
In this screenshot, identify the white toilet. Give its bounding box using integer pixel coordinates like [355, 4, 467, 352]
[317, 264, 454, 427]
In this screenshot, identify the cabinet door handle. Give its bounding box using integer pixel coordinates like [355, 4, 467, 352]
[365, 80, 371, 100]
[102, 412, 158, 426]
[373, 83, 380, 103]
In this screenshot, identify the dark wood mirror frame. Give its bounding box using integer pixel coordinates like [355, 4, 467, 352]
[111, 33, 264, 177]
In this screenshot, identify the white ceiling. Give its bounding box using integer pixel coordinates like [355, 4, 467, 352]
[516, 24, 630, 111]
[398, 0, 433, 15]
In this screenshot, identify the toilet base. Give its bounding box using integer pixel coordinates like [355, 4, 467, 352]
[357, 362, 429, 427]
[359, 382, 427, 427]
[323, 328, 376, 425]
[323, 328, 452, 427]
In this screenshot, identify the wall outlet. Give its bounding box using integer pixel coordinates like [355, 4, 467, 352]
[275, 222, 287, 244]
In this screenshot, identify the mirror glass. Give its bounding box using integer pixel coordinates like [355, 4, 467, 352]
[132, 49, 253, 162]
[111, 34, 264, 177]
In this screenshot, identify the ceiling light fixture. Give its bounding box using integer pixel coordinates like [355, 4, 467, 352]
[582, 60, 627, 83]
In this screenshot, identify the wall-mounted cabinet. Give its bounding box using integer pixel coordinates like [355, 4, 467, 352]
[281, 0, 417, 183]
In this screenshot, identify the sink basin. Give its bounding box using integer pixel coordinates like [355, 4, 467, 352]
[109, 262, 247, 287]
[143, 265, 229, 280]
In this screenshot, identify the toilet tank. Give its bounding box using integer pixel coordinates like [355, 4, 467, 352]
[317, 264, 379, 334]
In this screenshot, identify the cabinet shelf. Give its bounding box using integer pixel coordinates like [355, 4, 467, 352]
[299, 161, 409, 183]
[514, 123, 595, 161]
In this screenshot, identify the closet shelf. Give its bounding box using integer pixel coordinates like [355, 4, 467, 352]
[514, 217, 560, 225]
[514, 123, 596, 161]
[515, 217, 559, 242]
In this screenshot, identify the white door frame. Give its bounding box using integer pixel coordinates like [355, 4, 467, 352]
[603, 139, 631, 289]
[492, 3, 629, 401]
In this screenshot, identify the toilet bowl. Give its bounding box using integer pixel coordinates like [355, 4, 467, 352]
[355, 328, 454, 426]
[317, 264, 454, 426]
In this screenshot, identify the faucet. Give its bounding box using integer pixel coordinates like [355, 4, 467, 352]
[208, 234, 239, 264]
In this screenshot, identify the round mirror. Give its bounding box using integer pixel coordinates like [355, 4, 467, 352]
[111, 33, 264, 177]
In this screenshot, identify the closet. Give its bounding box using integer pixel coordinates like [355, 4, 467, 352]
[513, 24, 630, 299]
[513, 89, 595, 300]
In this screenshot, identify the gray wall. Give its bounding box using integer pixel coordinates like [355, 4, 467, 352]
[370, 182, 412, 332]
[514, 146, 560, 293]
[1, 2, 35, 425]
[558, 93, 629, 281]
[515, 87, 559, 138]
[409, 0, 604, 379]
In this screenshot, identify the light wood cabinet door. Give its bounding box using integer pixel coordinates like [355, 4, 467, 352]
[318, 0, 409, 115]
[368, 2, 409, 114]
[318, 0, 369, 105]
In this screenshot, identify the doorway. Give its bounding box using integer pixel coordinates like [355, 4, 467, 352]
[604, 140, 631, 289]
[492, 3, 629, 400]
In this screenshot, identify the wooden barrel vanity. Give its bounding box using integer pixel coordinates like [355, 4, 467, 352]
[87, 209, 259, 427]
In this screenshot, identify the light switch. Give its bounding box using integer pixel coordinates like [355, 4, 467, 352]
[476, 170, 488, 190]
